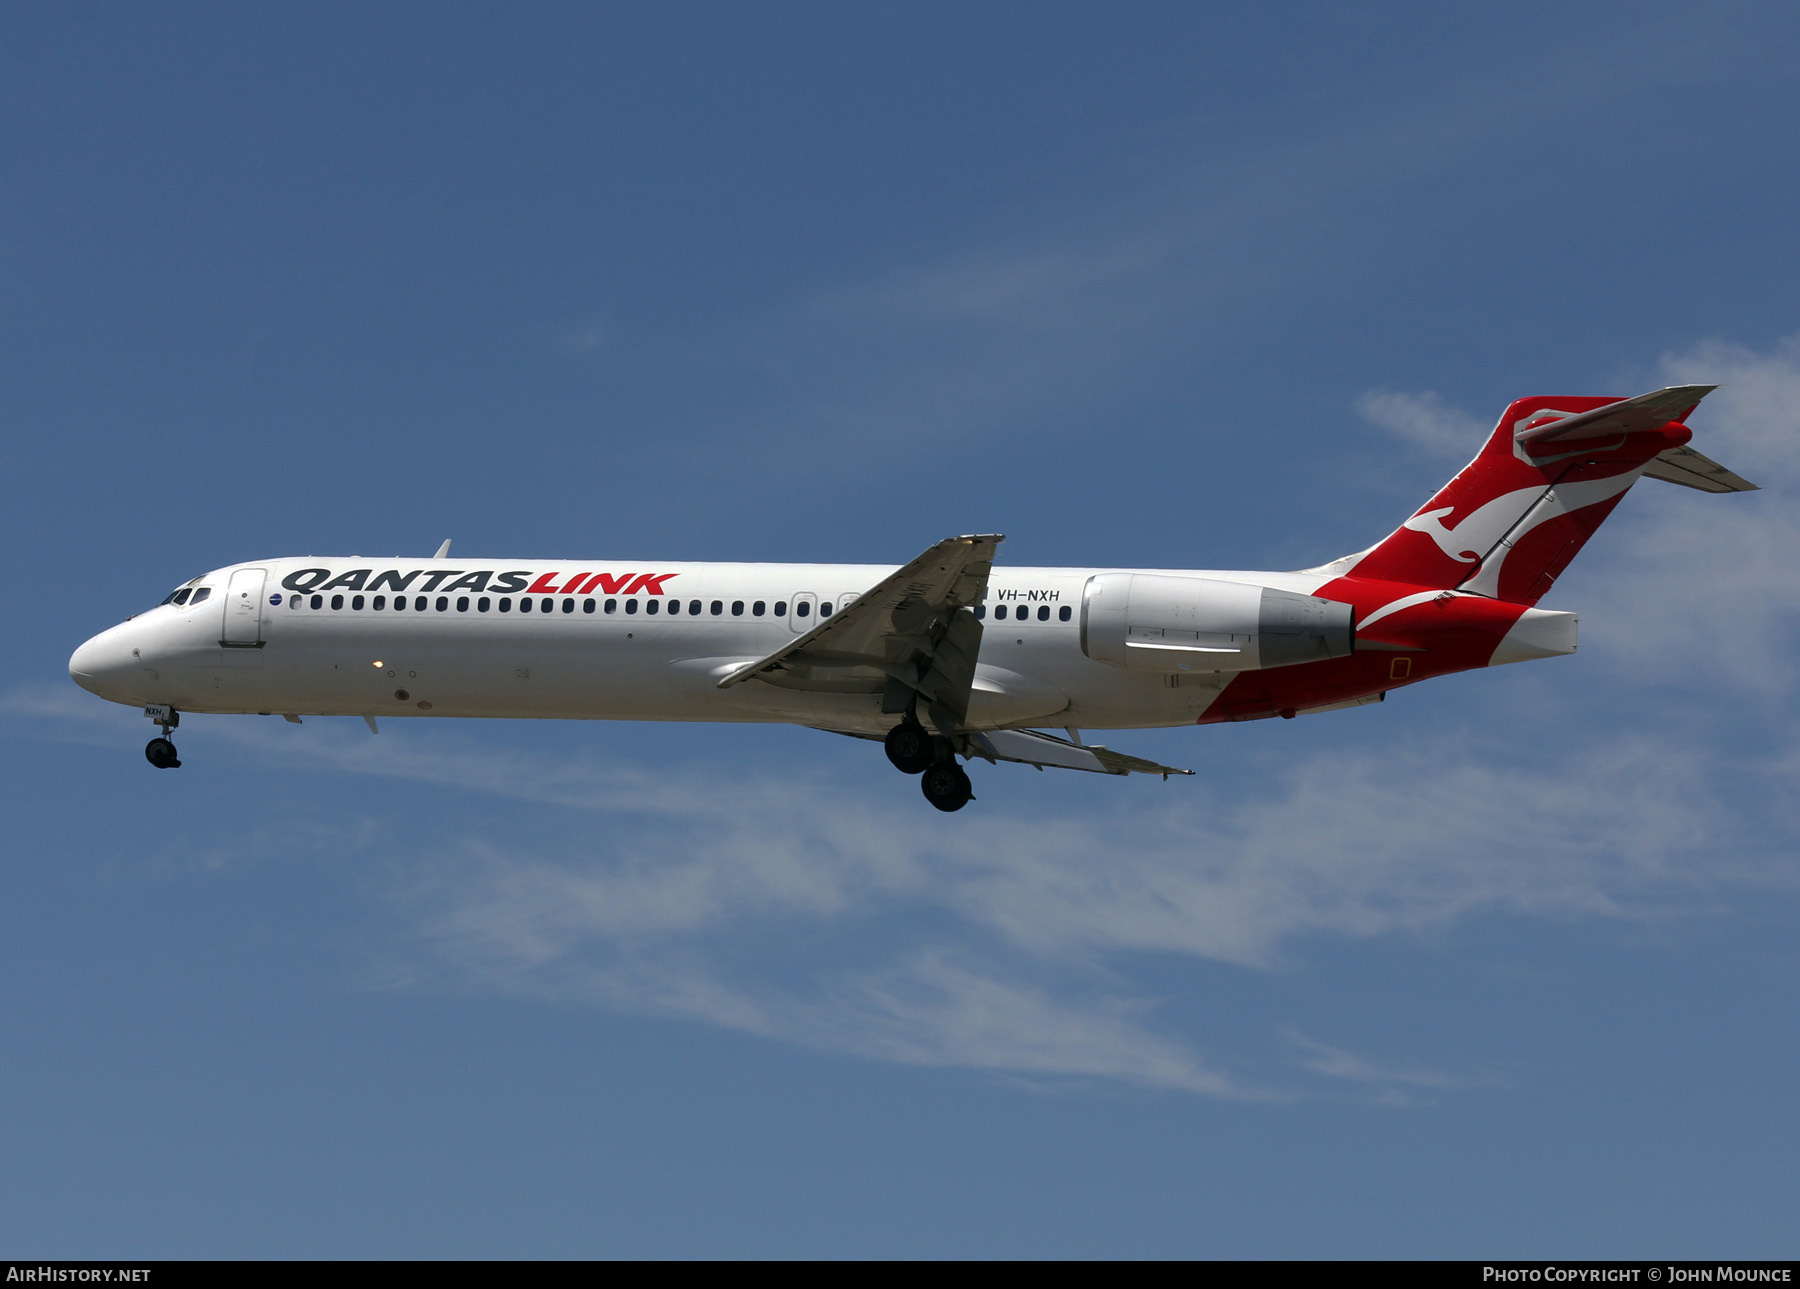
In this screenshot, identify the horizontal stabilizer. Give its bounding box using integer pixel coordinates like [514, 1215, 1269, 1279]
[1514, 384, 1716, 447]
[1640, 444, 1760, 493]
[966, 728, 1194, 778]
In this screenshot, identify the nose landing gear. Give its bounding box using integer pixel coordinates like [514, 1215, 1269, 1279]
[143, 704, 181, 769]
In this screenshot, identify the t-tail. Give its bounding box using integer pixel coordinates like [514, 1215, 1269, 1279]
[1339, 385, 1755, 605]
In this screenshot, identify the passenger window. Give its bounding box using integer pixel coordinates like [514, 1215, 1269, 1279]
[710, 600, 723, 616]
[373, 595, 386, 610]
[773, 601, 786, 616]
[646, 599, 659, 615]
[541, 598, 553, 613]
[499, 597, 511, 612]
[479, 597, 491, 612]
[190, 587, 211, 605]
[562, 597, 574, 613]
[458, 597, 470, 612]
[796, 602, 810, 618]
[820, 602, 832, 617]
[434, 596, 446, 611]
[583, 599, 594, 614]
[352, 595, 365, 610]
[689, 600, 701, 615]
[1059, 605, 1071, 621]
[626, 599, 639, 615]
[331, 594, 345, 610]
[1038, 605, 1049, 621]
[311, 594, 324, 610]
[520, 596, 532, 613]
[666, 599, 679, 615]
[605, 598, 617, 614]
[290, 595, 302, 610]
[415, 596, 428, 611]
[732, 601, 744, 616]
[753, 601, 766, 617]
[994, 604, 1007, 620]
[975, 605, 985, 620]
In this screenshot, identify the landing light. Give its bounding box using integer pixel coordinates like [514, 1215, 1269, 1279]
[373, 660, 384, 667]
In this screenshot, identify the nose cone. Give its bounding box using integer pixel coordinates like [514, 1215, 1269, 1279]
[70, 621, 148, 703]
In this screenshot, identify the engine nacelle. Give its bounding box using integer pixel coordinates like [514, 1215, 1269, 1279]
[1079, 573, 1354, 673]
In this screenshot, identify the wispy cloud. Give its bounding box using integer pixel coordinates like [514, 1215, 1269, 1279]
[1577, 337, 1800, 698]
[12, 679, 1790, 1098]
[1356, 389, 1488, 459]
[1284, 1029, 1501, 1107]
[712, 50, 1686, 471]
[1353, 335, 1800, 702]
[21, 335, 1797, 1096]
[1659, 335, 1800, 477]
[562, 318, 607, 353]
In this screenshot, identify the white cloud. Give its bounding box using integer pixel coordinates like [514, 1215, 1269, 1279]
[1574, 335, 1800, 698]
[1354, 339, 1800, 703]
[562, 318, 607, 353]
[1659, 335, 1800, 479]
[1283, 1029, 1500, 1106]
[1356, 389, 1489, 459]
[720, 61, 1653, 469]
[590, 948, 1247, 1097]
[18, 338, 1798, 1095]
[13, 666, 1794, 1097]
[365, 730, 1795, 1094]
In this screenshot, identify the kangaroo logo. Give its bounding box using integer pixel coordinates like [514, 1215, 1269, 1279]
[1402, 487, 1548, 563]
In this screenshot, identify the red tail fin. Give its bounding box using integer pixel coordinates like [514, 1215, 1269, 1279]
[1344, 386, 1711, 604]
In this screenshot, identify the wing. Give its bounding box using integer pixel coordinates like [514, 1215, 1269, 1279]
[718, 534, 1002, 736]
[965, 728, 1194, 778]
[1640, 444, 1760, 493]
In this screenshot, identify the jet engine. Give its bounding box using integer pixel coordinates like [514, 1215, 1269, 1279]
[1079, 573, 1354, 673]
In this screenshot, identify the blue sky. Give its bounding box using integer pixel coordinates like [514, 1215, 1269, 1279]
[4, 1, 1798, 1257]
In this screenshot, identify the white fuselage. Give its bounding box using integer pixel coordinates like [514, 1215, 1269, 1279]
[68, 556, 1336, 733]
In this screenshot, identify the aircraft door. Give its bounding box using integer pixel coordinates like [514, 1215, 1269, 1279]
[222, 568, 267, 646]
[788, 592, 816, 632]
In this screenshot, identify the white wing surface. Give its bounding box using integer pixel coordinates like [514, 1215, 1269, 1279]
[718, 534, 1002, 736]
[1640, 444, 1760, 493]
[1514, 384, 1717, 446]
[966, 728, 1194, 778]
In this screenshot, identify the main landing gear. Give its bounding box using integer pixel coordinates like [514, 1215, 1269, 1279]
[144, 705, 181, 769]
[920, 759, 974, 813]
[886, 717, 975, 812]
[883, 719, 936, 775]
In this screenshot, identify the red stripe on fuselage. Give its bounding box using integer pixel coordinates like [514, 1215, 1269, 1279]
[1194, 578, 1530, 723]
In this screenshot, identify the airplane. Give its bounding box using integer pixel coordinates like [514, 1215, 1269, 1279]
[68, 385, 1756, 811]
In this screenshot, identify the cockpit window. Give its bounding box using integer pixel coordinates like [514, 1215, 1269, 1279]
[159, 583, 210, 608]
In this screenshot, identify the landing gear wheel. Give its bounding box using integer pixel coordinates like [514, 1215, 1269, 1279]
[920, 760, 973, 812]
[145, 737, 181, 770]
[884, 720, 936, 775]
